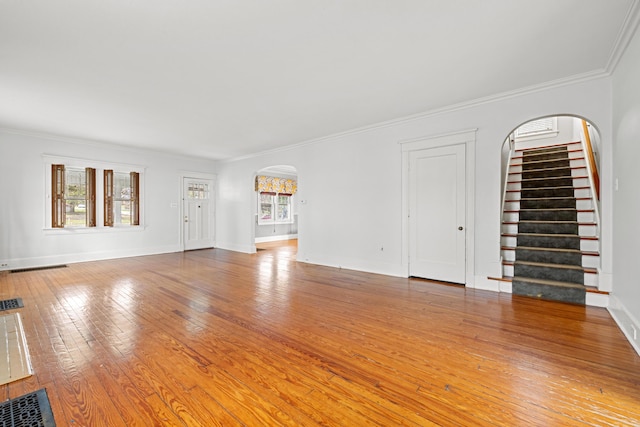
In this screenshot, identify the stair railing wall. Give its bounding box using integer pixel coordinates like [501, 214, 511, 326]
[499, 134, 516, 268]
[580, 120, 601, 236]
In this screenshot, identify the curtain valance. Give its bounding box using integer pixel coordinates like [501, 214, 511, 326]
[255, 175, 297, 194]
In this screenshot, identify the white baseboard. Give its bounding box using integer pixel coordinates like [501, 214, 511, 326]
[255, 234, 298, 243]
[472, 276, 500, 292]
[608, 295, 640, 357]
[297, 254, 405, 278]
[0, 244, 182, 271]
[215, 242, 257, 254]
[585, 292, 609, 307]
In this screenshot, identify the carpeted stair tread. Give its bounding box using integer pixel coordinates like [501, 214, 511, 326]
[517, 232, 582, 239]
[519, 198, 577, 209]
[518, 209, 578, 221]
[502, 245, 599, 257]
[512, 220, 596, 227]
[517, 152, 579, 159]
[514, 260, 584, 271]
[515, 220, 581, 226]
[509, 166, 576, 174]
[503, 245, 582, 253]
[519, 143, 574, 153]
[519, 169, 575, 179]
[521, 158, 572, 169]
[512, 276, 586, 289]
[518, 175, 578, 183]
[518, 221, 578, 235]
[512, 277, 586, 305]
[519, 187, 577, 198]
[505, 197, 591, 202]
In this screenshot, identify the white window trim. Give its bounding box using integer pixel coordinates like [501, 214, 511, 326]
[514, 117, 559, 142]
[42, 154, 146, 231]
[257, 192, 294, 225]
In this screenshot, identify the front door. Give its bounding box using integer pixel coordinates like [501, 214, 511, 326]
[183, 178, 213, 250]
[409, 144, 466, 283]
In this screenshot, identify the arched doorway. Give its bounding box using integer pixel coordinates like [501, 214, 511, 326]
[499, 115, 602, 304]
[253, 165, 299, 252]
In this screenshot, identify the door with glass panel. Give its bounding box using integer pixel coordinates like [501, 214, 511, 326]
[183, 178, 214, 250]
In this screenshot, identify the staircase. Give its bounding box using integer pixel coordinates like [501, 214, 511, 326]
[501, 141, 600, 305]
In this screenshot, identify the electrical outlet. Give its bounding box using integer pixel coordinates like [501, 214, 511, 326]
[0, 263, 8, 267]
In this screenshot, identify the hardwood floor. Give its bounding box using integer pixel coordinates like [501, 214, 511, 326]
[1, 244, 639, 426]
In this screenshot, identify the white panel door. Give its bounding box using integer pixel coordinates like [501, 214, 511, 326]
[183, 178, 213, 250]
[409, 144, 466, 283]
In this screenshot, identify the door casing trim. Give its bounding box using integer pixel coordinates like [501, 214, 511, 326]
[400, 129, 476, 285]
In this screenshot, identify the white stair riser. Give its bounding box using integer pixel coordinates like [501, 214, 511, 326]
[503, 212, 519, 222]
[577, 212, 595, 222]
[579, 224, 597, 236]
[575, 188, 591, 198]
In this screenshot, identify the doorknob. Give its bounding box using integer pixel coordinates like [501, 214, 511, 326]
[458, 226, 464, 231]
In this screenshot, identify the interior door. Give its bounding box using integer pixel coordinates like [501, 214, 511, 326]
[183, 178, 213, 250]
[409, 144, 466, 283]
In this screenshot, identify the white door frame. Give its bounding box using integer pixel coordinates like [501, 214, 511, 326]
[400, 129, 476, 285]
[180, 172, 216, 251]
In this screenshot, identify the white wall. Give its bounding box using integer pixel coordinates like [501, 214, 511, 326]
[610, 25, 640, 354]
[0, 130, 217, 269]
[216, 77, 614, 290]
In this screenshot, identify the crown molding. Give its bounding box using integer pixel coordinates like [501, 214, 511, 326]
[605, 0, 640, 73]
[222, 69, 609, 164]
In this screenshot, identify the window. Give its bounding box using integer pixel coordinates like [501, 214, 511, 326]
[276, 194, 291, 222]
[105, 170, 140, 226]
[515, 117, 558, 138]
[51, 165, 96, 228]
[258, 192, 292, 224]
[49, 159, 142, 229]
[259, 192, 275, 222]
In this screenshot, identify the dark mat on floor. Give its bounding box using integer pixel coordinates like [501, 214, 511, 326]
[0, 299, 23, 312]
[0, 389, 56, 427]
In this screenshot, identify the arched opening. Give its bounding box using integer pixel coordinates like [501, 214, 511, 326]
[253, 165, 299, 255]
[499, 115, 602, 305]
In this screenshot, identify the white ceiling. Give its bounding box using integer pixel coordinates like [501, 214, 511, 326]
[1, 0, 637, 160]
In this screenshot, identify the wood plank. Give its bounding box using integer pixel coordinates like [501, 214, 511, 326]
[0, 242, 638, 425]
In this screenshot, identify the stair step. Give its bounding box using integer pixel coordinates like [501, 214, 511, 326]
[517, 232, 581, 250]
[512, 186, 591, 199]
[504, 259, 597, 273]
[504, 196, 591, 202]
[521, 158, 574, 170]
[508, 175, 588, 184]
[514, 261, 584, 284]
[501, 246, 599, 257]
[517, 209, 578, 221]
[492, 275, 606, 294]
[514, 260, 584, 270]
[512, 275, 585, 289]
[502, 233, 598, 242]
[509, 166, 584, 176]
[515, 141, 581, 153]
[512, 149, 583, 160]
[516, 246, 582, 266]
[512, 276, 586, 305]
[519, 221, 578, 235]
